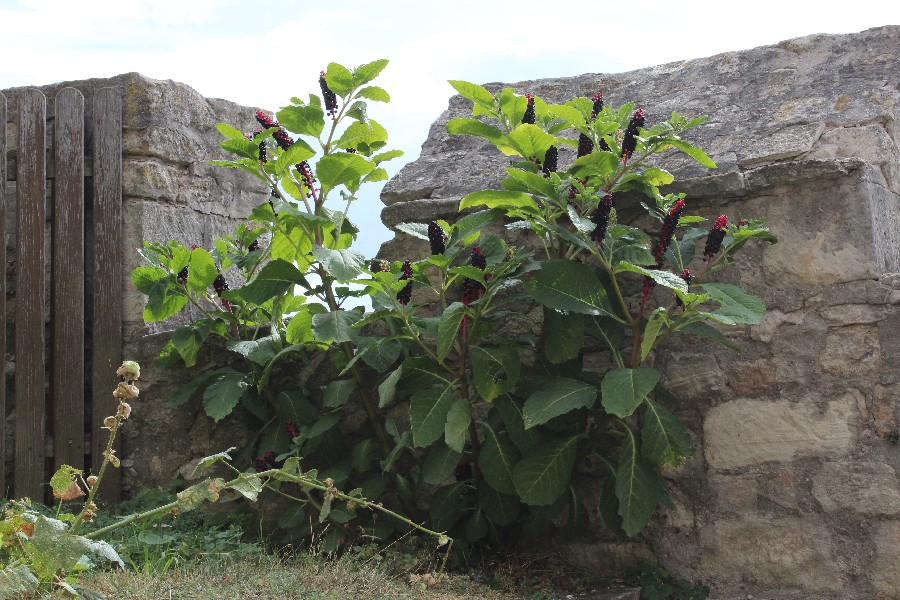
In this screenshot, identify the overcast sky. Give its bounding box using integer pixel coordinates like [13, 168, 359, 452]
[2, 0, 898, 257]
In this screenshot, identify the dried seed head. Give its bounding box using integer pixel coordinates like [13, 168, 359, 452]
[117, 402, 132, 420]
[54, 480, 86, 501]
[86, 475, 98, 488]
[103, 416, 118, 429]
[116, 361, 141, 380]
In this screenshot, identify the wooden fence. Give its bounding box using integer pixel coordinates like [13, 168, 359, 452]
[1, 87, 123, 502]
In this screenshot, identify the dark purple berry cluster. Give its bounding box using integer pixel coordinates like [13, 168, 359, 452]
[255, 110, 294, 151]
[296, 161, 316, 197]
[258, 141, 268, 163]
[590, 92, 603, 118]
[651, 199, 685, 267]
[522, 94, 536, 125]
[319, 71, 338, 118]
[703, 215, 728, 261]
[396, 260, 413, 306]
[248, 239, 260, 252]
[286, 421, 300, 439]
[621, 108, 645, 161]
[428, 221, 446, 255]
[542, 145, 558, 175]
[213, 272, 229, 297]
[461, 247, 487, 306]
[590, 192, 614, 244]
[577, 133, 594, 158]
[253, 451, 283, 472]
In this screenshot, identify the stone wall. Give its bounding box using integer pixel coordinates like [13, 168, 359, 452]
[2, 74, 268, 494]
[378, 26, 900, 600]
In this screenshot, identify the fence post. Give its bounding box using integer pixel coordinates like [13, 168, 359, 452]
[14, 89, 47, 501]
[0, 92, 6, 496]
[52, 88, 86, 473]
[91, 87, 123, 502]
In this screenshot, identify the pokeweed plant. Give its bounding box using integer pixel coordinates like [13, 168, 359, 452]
[130, 60, 775, 551]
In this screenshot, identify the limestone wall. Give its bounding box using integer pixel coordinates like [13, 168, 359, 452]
[379, 26, 900, 600]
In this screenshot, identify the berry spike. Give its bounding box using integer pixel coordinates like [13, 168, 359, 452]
[522, 93, 536, 124]
[319, 70, 339, 118]
[621, 107, 645, 161]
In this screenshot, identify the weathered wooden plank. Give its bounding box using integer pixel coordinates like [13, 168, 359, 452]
[0, 92, 7, 496]
[52, 88, 85, 473]
[15, 89, 47, 501]
[91, 87, 123, 502]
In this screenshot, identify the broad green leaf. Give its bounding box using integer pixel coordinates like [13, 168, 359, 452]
[668, 138, 717, 168]
[144, 277, 188, 322]
[495, 396, 542, 454]
[231, 474, 264, 502]
[356, 85, 390, 102]
[394, 221, 430, 240]
[276, 390, 317, 426]
[421, 445, 461, 485]
[503, 168, 558, 199]
[464, 510, 490, 541]
[479, 423, 521, 495]
[447, 118, 507, 145]
[700, 283, 766, 325]
[316, 153, 375, 192]
[325, 62, 354, 96]
[429, 482, 467, 531]
[324, 379, 356, 407]
[523, 377, 597, 429]
[378, 366, 403, 408]
[187, 249, 217, 294]
[599, 475, 627, 538]
[356, 336, 402, 373]
[233, 259, 308, 305]
[131, 266, 167, 294]
[641, 166, 674, 186]
[614, 262, 688, 293]
[458, 189, 539, 215]
[676, 320, 739, 351]
[409, 385, 456, 447]
[437, 302, 467, 362]
[471, 345, 520, 402]
[203, 372, 249, 422]
[512, 436, 580, 506]
[215, 122, 245, 140]
[171, 325, 205, 368]
[570, 151, 619, 179]
[311, 308, 363, 343]
[641, 309, 667, 361]
[285, 304, 325, 345]
[508, 124, 556, 160]
[642, 398, 694, 467]
[273, 139, 316, 177]
[276, 104, 324, 138]
[444, 399, 471, 453]
[49, 464, 82, 497]
[448, 80, 495, 110]
[353, 58, 389, 85]
[177, 478, 225, 512]
[226, 337, 278, 366]
[336, 120, 388, 149]
[478, 484, 521, 526]
[449, 208, 506, 245]
[615, 428, 661, 536]
[601, 367, 661, 418]
[527, 260, 614, 316]
[543, 308, 583, 364]
[351, 438, 377, 472]
[312, 246, 365, 282]
[189, 447, 236, 478]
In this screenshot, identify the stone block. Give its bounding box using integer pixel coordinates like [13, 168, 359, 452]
[700, 517, 842, 593]
[872, 385, 900, 436]
[812, 462, 900, 515]
[704, 396, 858, 470]
[820, 325, 881, 377]
[708, 474, 758, 512]
[873, 521, 900, 596]
[820, 304, 888, 326]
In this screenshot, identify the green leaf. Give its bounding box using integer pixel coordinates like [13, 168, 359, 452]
[614, 262, 688, 293]
[421, 445, 461, 485]
[448, 80, 495, 110]
[478, 423, 521, 495]
[527, 260, 614, 316]
[444, 399, 471, 453]
[503, 168, 558, 199]
[642, 398, 694, 467]
[231, 474, 264, 502]
[512, 436, 580, 506]
[177, 478, 226, 512]
[351, 439, 377, 472]
[449, 208, 506, 245]
[312, 246, 365, 282]
[324, 379, 356, 408]
[377, 366, 403, 408]
[641, 309, 667, 361]
[215, 122, 245, 140]
[171, 325, 206, 368]
[131, 266, 168, 294]
[495, 396, 542, 454]
[325, 62, 354, 96]
[277, 103, 325, 138]
[337, 120, 388, 149]
[601, 367, 661, 418]
[311, 308, 363, 343]
[394, 222, 430, 241]
[677, 320, 739, 351]
[570, 151, 619, 179]
[458, 189, 539, 215]
[356, 85, 390, 102]
[226, 336, 278, 366]
[356, 336, 402, 373]
[234, 259, 308, 305]
[186, 249, 218, 294]
[447, 118, 506, 145]
[353, 58, 389, 86]
[615, 428, 661, 536]
[437, 302, 467, 362]
[190, 447, 236, 478]
[409, 385, 457, 447]
[508, 124, 556, 160]
[471, 345, 520, 402]
[49, 464, 82, 496]
[429, 482, 467, 531]
[700, 283, 766, 325]
[478, 484, 521, 526]
[543, 308, 583, 364]
[667, 138, 717, 168]
[273, 139, 316, 176]
[203, 372, 249, 422]
[316, 153, 375, 192]
[523, 377, 597, 429]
